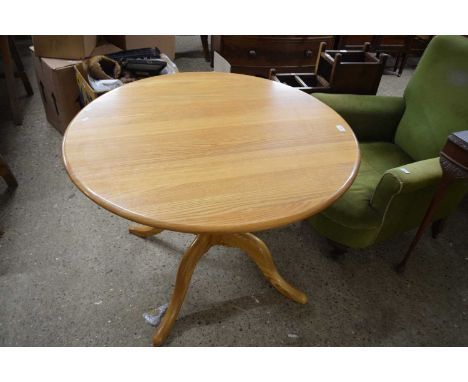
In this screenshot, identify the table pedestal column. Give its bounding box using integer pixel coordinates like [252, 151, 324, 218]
[129, 225, 308, 346]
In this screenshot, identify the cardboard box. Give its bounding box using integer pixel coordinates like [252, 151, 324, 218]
[105, 35, 175, 60]
[31, 44, 122, 134]
[32, 55, 81, 134]
[32, 36, 98, 60]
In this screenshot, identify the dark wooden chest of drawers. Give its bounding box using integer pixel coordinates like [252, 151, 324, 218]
[211, 35, 335, 77]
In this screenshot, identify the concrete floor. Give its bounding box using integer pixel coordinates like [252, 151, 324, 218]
[0, 37, 467, 346]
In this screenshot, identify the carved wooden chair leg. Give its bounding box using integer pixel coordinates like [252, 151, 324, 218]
[200, 35, 210, 62]
[129, 224, 163, 238]
[268, 68, 277, 80]
[397, 131, 468, 272]
[216, 233, 307, 304]
[397, 53, 408, 77]
[0, 36, 21, 125]
[8, 36, 33, 96]
[0, 154, 18, 189]
[152, 234, 214, 346]
[396, 175, 451, 273]
[393, 54, 401, 72]
[431, 219, 446, 239]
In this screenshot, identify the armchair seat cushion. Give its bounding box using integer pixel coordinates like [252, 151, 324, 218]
[310, 37, 468, 249]
[318, 141, 413, 230]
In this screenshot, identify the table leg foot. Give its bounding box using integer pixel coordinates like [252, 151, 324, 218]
[152, 232, 307, 346]
[129, 224, 163, 238]
[216, 233, 308, 305]
[152, 234, 213, 346]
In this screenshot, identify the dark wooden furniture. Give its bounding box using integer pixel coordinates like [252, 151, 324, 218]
[211, 35, 335, 78]
[270, 42, 387, 95]
[335, 35, 433, 77]
[317, 42, 387, 94]
[337, 36, 413, 77]
[0, 154, 18, 189]
[396, 130, 468, 272]
[403, 35, 433, 72]
[0, 36, 34, 125]
[8, 37, 34, 97]
[334, 36, 373, 50]
[200, 35, 210, 62]
[372, 35, 413, 76]
[212, 35, 433, 79]
[0, 36, 21, 125]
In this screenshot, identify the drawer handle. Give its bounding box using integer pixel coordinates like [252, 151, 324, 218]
[304, 49, 313, 58]
[248, 49, 257, 57]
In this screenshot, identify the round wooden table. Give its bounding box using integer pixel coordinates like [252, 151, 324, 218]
[63, 72, 360, 346]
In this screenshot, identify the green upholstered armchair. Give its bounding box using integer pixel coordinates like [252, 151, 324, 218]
[309, 35, 468, 251]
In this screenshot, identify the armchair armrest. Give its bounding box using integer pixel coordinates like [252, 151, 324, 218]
[313, 93, 405, 142]
[371, 158, 442, 213]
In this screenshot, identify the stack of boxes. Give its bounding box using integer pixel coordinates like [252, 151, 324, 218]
[31, 35, 175, 134]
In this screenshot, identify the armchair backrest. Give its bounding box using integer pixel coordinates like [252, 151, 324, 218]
[395, 35, 468, 161]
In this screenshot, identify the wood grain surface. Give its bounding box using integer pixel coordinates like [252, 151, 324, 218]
[63, 72, 359, 233]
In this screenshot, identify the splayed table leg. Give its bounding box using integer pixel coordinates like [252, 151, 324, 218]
[152, 232, 307, 346]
